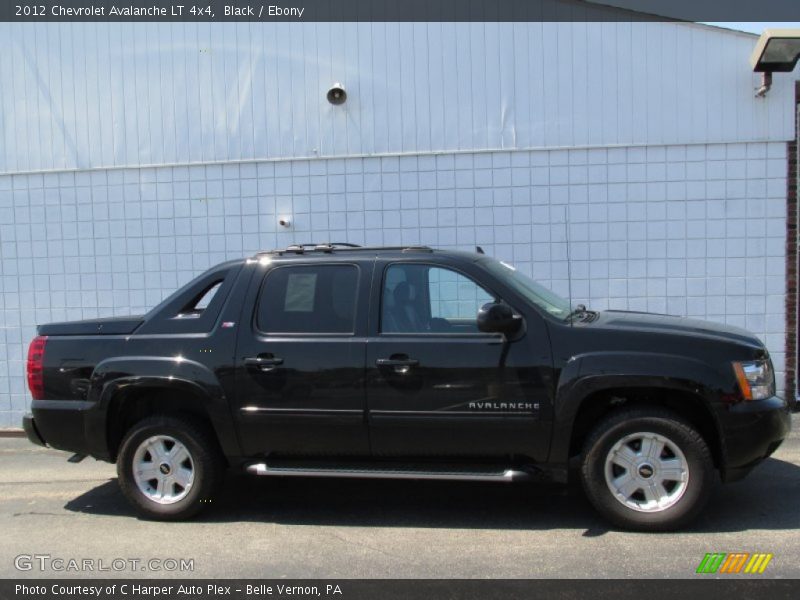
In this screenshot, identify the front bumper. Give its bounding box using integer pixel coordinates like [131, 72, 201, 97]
[719, 395, 791, 482]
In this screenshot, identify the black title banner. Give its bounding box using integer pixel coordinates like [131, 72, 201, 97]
[2, 0, 800, 23]
[2, 580, 800, 600]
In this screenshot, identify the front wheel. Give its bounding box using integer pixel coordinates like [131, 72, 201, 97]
[580, 408, 714, 531]
[117, 415, 225, 520]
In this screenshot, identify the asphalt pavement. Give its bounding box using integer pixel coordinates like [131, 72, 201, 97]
[0, 426, 798, 579]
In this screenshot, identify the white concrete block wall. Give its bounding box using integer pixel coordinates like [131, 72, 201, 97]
[0, 141, 788, 426]
[2, 22, 795, 173]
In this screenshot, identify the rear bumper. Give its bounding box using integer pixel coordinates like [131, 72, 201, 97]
[22, 414, 46, 447]
[719, 395, 791, 482]
[27, 399, 101, 458]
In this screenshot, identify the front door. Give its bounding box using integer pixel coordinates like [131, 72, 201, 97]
[366, 260, 551, 460]
[234, 260, 371, 457]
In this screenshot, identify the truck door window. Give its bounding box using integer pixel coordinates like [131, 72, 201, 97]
[381, 264, 494, 333]
[257, 264, 359, 334]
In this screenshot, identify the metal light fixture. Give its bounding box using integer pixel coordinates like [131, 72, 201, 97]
[749, 29, 800, 97]
[326, 83, 347, 105]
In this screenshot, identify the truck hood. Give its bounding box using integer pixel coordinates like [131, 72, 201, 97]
[595, 310, 763, 348]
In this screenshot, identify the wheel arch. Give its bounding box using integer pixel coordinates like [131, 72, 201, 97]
[105, 382, 227, 463]
[87, 356, 241, 462]
[550, 352, 730, 470]
[565, 386, 723, 469]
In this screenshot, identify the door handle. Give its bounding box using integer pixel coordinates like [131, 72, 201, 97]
[376, 357, 419, 374]
[244, 356, 284, 372]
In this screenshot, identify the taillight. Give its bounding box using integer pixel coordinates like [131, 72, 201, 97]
[26, 336, 48, 400]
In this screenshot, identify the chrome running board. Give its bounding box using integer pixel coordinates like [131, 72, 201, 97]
[246, 461, 532, 482]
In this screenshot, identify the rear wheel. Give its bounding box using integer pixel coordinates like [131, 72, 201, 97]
[580, 408, 714, 531]
[117, 415, 225, 520]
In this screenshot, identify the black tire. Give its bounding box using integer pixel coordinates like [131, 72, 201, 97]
[116, 415, 226, 521]
[580, 407, 715, 532]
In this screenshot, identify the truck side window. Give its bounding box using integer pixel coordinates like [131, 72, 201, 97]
[257, 264, 359, 334]
[382, 264, 494, 333]
[176, 280, 223, 319]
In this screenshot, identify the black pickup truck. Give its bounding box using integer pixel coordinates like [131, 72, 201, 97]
[23, 244, 790, 530]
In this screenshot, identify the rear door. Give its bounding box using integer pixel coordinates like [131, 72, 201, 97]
[234, 257, 372, 457]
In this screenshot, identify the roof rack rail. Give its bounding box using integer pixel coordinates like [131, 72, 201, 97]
[255, 244, 433, 256]
[284, 242, 361, 254]
[258, 242, 361, 255]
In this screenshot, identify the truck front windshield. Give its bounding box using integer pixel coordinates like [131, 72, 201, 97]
[479, 258, 572, 320]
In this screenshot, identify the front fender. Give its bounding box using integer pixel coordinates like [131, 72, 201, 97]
[548, 351, 728, 464]
[84, 356, 240, 460]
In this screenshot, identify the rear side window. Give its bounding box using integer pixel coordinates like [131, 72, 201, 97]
[138, 262, 243, 335]
[175, 280, 222, 318]
[257, 264, 359, 334]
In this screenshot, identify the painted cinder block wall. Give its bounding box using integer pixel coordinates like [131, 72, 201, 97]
[0, 141, 789, 425]
[0, 19, 797, 426]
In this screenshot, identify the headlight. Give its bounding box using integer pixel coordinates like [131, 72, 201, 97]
[732, 360, 775, 401]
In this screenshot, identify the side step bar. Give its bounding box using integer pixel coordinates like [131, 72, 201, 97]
[246, 461, 533, 483]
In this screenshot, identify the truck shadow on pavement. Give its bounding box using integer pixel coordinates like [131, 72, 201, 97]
[64, 456, 800, 534]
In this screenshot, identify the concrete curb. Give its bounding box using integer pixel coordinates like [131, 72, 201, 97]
[0, 429, 25, 438]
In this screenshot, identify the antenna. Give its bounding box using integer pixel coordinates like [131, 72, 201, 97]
[564, 206, 574, 327]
